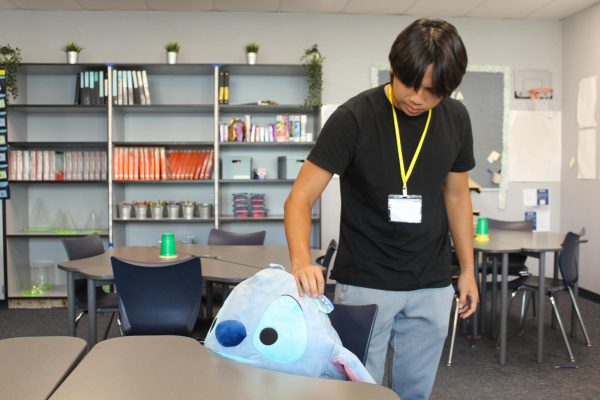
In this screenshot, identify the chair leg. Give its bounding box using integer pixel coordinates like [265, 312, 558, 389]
[567, 287, 592, 347]
[102, 312, 116, 340]
[549, 295, 576, 362]
[447, 296, 460, 367]
[518, 290, 531, 336]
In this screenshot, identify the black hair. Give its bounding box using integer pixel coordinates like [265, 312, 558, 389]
[388, 18, 468, 98]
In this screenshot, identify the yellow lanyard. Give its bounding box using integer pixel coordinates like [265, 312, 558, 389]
[387, 85, 432, 196]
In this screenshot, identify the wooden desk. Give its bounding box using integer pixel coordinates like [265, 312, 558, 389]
[0, 336, 86, 400]
[474, 230, 571, 365]
[49, 336, 399, 400]
[58, 247, 259, 348]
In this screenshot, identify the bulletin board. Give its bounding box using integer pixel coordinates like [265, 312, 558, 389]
[371, 65, 510, 189]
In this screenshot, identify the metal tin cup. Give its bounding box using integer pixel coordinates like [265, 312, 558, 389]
[475, 217, 489, 241]
[118, 204, 132, 220]
[182, 204, 195, 220]
[151, 205, 163, 219]
[198, 203, 213, 219]
[135, 204, 148, 220]
[160, 233, 177, 259]
[167, 204, 180, 219]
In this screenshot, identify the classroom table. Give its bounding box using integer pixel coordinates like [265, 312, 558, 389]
[49, 335, 399, 400]
[173, 244, 325, 270]
[473, 230, 570, 365]
[57, 246, 261, 347]
[0, 336, 87, 400]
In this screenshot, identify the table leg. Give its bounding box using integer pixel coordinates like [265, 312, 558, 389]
[481, 256, 487, 335]
[472, 250, 480, 339]
[499, 253, 508, 366]
[537, 253, 546, 363]
[571, 248, 579, 339]
[67, 271, 76, 336]
[87, 278, 97, 348]
[491, 257, 498, 339]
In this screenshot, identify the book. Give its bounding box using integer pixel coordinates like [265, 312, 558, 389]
[136, 70, 146, 105]
[223, 71, 230, 104]
[141, 70, 151, 105]
[132, 70, 141, 105]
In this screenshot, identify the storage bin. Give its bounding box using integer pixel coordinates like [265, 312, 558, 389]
[278, 156, 304, 179]
[222, 156, 252, 179]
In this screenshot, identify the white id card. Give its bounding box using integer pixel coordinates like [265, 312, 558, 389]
[388, 194, 422, 223]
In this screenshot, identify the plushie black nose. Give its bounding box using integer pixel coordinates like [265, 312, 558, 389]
[215, 319, 247, 347]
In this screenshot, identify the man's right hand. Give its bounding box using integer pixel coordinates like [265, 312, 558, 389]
[292, 264, 325, 298]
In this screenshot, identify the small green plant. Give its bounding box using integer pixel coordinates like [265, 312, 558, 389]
[62, 42, 83, 53]
[0, 44, 22, 101]
[165, 42, 181, 53]
[301, 44, 323, 107]
[245, 42, 260, 53]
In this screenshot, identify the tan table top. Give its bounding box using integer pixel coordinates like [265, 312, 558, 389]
[50, 336, 399, 400]
[0, 336, 87, 400]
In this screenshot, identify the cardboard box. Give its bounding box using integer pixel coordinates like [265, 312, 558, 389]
[278, 156, 304, 179]
[222, 156, 252, 179]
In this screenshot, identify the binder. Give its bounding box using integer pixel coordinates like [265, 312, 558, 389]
[141, 70, 151, 105]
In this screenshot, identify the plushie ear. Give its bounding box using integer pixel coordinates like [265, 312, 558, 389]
[268, 263, 285, 270]
[327, 346, 376, 384]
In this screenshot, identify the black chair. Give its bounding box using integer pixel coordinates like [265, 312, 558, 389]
[512, 231, 591, 362]
[481, 218, 533, 336]
[207, 228, 266, 246]
[315, 239, 337, 301]
[62, 234, 118, 340]
[111, 256, 203, 336]
[329, 303, 378, 366]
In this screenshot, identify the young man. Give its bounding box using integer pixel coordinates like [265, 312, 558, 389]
[284, 18, 479, 399]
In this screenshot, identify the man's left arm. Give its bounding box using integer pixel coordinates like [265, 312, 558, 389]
[443, 171, 479, 319]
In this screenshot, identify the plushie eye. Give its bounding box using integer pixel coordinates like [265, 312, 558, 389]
[252, 295, 307, 363]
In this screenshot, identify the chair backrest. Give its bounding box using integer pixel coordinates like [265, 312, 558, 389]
[487, 218, 533, 231]
[328, 303, 378, 365]
[111, 256, 203, 336]
[207, 228, 266, 245]
[62, 234, 106, 305]
[559, 231, 581, 286]
[315, 239, 338, 276]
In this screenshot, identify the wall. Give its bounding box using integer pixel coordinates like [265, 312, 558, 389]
[562, 3, 600, 294]
[0, 10, 564, 273]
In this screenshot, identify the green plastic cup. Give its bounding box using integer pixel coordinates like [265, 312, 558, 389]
[160, 232, 177, 259]
[475, 217, 489, 240]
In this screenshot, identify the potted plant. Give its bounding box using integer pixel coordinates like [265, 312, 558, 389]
[62, 42, 83, 64]
[165, 42, 181, 64]
[0, 44, 22, 102]
[149, 200, 166, 219]
[133, 201, 149, 220]
[181, 200, 196, 220]
[301, 44, 324, 107]
[166, 200, 180, 219]
[245, 42, 259, 65]
[117, 201, 132, 220]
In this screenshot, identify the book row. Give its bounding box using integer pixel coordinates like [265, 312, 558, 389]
[75, 69, 152, 106]
[9, 150, 107, 181]
[113, 147, 214, 181]
[219, 114, 311, 143]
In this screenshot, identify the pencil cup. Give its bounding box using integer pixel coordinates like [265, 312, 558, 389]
[475, 217, 489, 241]
[159, 233, 177, 259]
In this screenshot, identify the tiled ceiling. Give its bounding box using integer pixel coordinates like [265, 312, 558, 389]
[0, 0, 598, 20]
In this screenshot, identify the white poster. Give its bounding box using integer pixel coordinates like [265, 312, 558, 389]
[507, 111, 561, 182]
[577, 128, 596, 179]
[577, 76, 597, 128]
[524, 188, 551, 232]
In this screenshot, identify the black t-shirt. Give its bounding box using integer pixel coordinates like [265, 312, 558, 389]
[308, 85, 475, 291]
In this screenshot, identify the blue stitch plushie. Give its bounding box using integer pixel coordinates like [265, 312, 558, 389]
[204, 264, 375, 383]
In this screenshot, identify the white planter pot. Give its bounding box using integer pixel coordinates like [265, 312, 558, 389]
[66, 51, 78, 64]
[167, 52, 178, 64]
[246, 52, 257, 65]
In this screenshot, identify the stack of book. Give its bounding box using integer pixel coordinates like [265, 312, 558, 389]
[219, 114, 310, 143]
[218, 71, 230, 104]
[113, 147, 214, 181]
[8, 150, 107, 181]
[75, 69, 151, 106]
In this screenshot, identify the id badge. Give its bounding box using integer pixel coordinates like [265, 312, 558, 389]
[388, 194, 422, 223]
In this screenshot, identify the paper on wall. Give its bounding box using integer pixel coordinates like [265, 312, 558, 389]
[507, 111, 561, 182]
[577, 128, 596, 179]
[577, 76, 597, 128]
